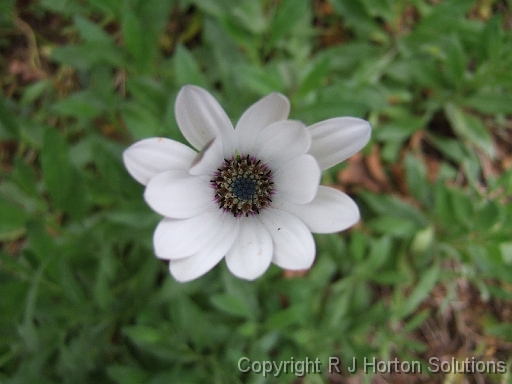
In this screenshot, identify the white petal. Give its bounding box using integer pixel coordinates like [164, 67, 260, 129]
[252, 120, 311, 166]
[153, 207, 226, 260]
[169, 213, 239, 282]
[144, 170, 213, 219]
[308, 117, 371, 170]
[259, 209, 315, 270]
[235, 93, 290, 155]
[122, 138, 196, 185]
[225, 216, 273, 280]
[189, 138, 224, 176]
[175, 85, 235, 157]
[275, 186, 360, 234]
[272, 154, 321, 204]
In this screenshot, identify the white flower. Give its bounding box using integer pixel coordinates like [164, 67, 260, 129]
[123, 85, 371, 282]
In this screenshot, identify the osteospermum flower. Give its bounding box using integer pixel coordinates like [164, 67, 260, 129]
[123, 85, 371, 282]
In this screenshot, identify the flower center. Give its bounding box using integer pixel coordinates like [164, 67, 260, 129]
[211, 155, 274, 217]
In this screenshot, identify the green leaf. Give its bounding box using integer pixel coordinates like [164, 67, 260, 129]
[485, 323, 512, 342]
[0, 95, 20, 138]
[360, 236, 391, 274]
[51, 91, 106, 118]
[360, 192, 428, 228]
[295, 57, 330, 98]
[41, 128, 73, 209]
[329, 0, 388, 43]
[444, 103, 495, 158]
[41, 128, 86, 219]
[74, 15, 112, 43]
[462, 90, 512, 114]
[0, 0, 15, 27]
[20, 80, 52, 106]
[403, 0, 474, 48]
[404, 154, 429, 202]
[210, 293, 255, 319]
[231, 1, 266, 34]
[479, 14, 503, 63]
[12, 158, 38, 197]
[473, 201, 500, 232]
[442, 35, 466, 88]
[397, 263, 440, 319]
[370, 271, 409, 285]
[122, 6, 146, 70]
[267, 0, 309, 47]
[123, 325, 162, 345]
[402, 309, 430, 333]
[107, 365, 150, 384]
[51, 43, 125, 69]
[500, 242, 512, 265]
[235, 64, 286, 95]
[86, 0, 122, 17]
[367, 216, 418, 237]
[121, 102, 161, 139]
[265, 305, 304, 329]
[0, 202, 27, 240]
[26, 220, 56, 260]
[448, 187, 473, 229]
[174, 44, 207, 87]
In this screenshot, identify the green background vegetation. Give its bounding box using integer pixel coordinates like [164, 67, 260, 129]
[1, 0, 512, 383]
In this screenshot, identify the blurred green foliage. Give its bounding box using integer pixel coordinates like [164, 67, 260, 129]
[1, 0, 512, 383]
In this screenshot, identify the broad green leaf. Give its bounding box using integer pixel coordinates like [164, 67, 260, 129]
[370, 271, 408, 285]
[235, 64, 286, 95]
[267, 0, 309, 47]
[174, 44, 207, 87]
[359, 236, 391, 274]
[473, 201, 500, 232]
[210, 293, 255, 319]
[0, 95, 19, 138]
[40, 0, 85, 14]
[51, 91, 106, 118]
[404, 154, 429, 202]
[123, 325, 162, 345]
[444, 103, 495, 158]
[360, 192, 428, 228]
[231, 1, 266, 34]
[20, 80, 51, 106]
[122, 6, 146, 70]
[265, 305, 304, 329]
[442, 35, 466, 88]
[0, 0, 14, 27]
[367, 216, 419, 237]
[41, 128, 86, 219]
[403, 0, 474, 49]
[121, 102, 161, 139]
[51, 43, 125, 69]
[295, 57, 330, 98]
[107, 365, 150, 384]
[329, 0, 388, 43]
[12, 158, 38, 198]
[74, 15, 112, 43]
[485, 323, 512, 342]
[463, 90, 512, 114]
[0, 202, 27, 240]
[397, 263, 440, 319]
[359, 0, 394, 21]
[402, 309, 430, 333]
[41, 128, 73, 211]
[429, 135, 468, 164]
[479, 14, 503, 63]
[26, 220, 56, 261]
[500, 242, 512, 265]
